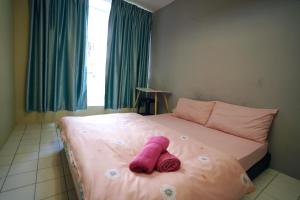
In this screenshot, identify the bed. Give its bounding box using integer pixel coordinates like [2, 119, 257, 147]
[146, 114, 270, 174]
[59, 112, 257, 200]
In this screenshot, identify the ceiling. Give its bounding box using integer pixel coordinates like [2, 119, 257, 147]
[124, 0, 175, 12]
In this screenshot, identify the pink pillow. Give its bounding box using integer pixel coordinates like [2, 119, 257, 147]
[173, 98, 215, 125]
[206, 101, 278, 143]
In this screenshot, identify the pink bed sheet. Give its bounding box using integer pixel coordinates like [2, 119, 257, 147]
[146, 114, 268, 170]
[59, 113, 254, 200]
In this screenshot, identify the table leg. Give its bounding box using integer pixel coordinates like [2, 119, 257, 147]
[163, 94, 169, 113]
[154, 93, 158, 115]
[134, 90, 140, 108]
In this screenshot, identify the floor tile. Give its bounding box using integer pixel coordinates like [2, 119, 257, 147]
[0, 146, 18, 156]
[13, 152, 39, 164]
[37, 166, 63, 183]
[38, 155, 61, 169]
[0, 143, 19, 153]
[242, 171, 275, 200]
[264, 173, 300, 200]
[253, 172, 275, 190]
[26, 124, 41, 130]
[6, 135, 22, 142]
[275, 173, 300, 187]
[0, 141, 19, 149]
[22, 133, 40, 140]
[0, 155, 14, 166]
[42, 123, 57, 130]
[41, 134, 58, 141]
[0, 184, 35, 200]
[8, 160, 38, 176]
[45, 137, 60, 143]
[44, 192, 68, 200]
[1, 140, 19, 147]
[241, 189, 261, 200]
[0, 178, 4, 189]
[264, 168, 279, 177]
[17, 144, 39, 154]
[240, 195, 253, 200]
[41, 137, 60, 145]
[24, 128, 40, 133]
[256, 193, 277, 200]
[1, 171, 36, 192]
[41, 130, 58, 135]
[13, 124, 26, 132]
[20, 138, 40, 146]
[41, 133, 58, 141]
[10, 134, 24, 139]
[0, 165, 9, 178]
[35, 177, 66, 199]
[39, 147, 62, 158]
[19, 142, 39, 148]
[40, 141, 60, 152]
[10, 130, 24, 136]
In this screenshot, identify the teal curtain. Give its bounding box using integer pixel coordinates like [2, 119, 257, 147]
[104, 0, 152, 109]
[26, 0, 88, 112]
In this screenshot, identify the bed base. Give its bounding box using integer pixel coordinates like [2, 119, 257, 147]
[62, 143, 84, 200]
[246, 152, 271, 180]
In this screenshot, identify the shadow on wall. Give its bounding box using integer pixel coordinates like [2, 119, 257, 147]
[0, 0, 15, 147]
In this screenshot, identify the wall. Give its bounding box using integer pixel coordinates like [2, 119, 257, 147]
[150, 0, 300, 178]
[0, 0, 15, 146]
[13, 0, 112, 124]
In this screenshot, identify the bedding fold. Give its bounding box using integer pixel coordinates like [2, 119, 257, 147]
[129, 136, 169, 173]
[156, 151, 181, 172]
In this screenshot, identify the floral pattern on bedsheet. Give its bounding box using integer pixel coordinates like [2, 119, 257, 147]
[160, 184, 177, 200]
[59, 113, 254, 200]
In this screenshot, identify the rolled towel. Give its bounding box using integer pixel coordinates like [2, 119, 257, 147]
[129, 136, 169, 173]
[156, 151, 181, 172]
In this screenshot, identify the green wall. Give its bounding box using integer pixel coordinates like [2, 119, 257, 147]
[0, 0, 15, 146]
[150, 0, 300, 179]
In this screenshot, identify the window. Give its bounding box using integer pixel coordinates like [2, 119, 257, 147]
[87, 0, 111, 106]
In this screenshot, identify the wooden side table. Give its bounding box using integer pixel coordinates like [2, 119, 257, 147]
[134, 87, 171, 115]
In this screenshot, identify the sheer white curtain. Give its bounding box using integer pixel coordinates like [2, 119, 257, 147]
[87, 0, 111, 106]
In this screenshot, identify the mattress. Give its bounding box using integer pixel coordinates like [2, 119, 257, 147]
[59, 113, 254, 200]
[146, 114, 268, 170]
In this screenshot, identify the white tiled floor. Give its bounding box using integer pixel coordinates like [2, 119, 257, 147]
[0, 123, 299, 200]
[0, 123, 76, 200]
[242, 168, 300, 200]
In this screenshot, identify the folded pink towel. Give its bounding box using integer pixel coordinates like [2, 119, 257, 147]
[129, 136, 169, 173]
[156, 151, 181, 172]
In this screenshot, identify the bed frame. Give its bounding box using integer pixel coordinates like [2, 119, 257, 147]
[246, 152, 271, 180]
